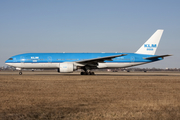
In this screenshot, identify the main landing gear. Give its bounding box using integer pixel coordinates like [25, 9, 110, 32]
[80, 67, 95, 75]
[80, 71, 95, 75]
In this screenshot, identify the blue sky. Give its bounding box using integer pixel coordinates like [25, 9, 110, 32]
[0, 0, 180, 68]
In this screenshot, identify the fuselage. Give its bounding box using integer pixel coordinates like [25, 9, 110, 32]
[5, 53, 162, 69]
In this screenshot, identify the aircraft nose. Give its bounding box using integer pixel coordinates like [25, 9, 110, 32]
[5, 62, 14, 66]
[5, 60, 11, 66]
[5, 60, 8, 64]
[5, 61, 10, 65]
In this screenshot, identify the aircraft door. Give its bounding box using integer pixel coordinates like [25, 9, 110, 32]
[20, 56, 25, 63]
[20, 56, 25, 67]
[131, 56, 135, 62]
[48, 56, 52, 63]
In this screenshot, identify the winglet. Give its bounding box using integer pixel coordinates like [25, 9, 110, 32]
[136, 29, 164, 55]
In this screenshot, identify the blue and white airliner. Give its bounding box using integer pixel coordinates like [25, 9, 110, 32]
[5, 29, 171, 75]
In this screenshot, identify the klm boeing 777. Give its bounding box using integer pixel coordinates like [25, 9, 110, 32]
[5, 30, 171, 75]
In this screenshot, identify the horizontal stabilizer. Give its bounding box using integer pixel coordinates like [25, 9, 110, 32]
[144, 54, 172, 60]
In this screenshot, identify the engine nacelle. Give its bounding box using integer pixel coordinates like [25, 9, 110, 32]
[58, 63, 77, 73]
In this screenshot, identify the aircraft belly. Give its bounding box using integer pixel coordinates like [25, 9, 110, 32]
[8, 63, 59, 69]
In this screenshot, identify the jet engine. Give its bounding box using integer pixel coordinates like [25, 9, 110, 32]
[58, 63, 77, 73]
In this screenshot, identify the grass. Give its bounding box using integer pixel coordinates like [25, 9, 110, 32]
[0, 72, 180, 119]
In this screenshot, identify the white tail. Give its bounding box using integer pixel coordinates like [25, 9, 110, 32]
[136, 29, 164, 55]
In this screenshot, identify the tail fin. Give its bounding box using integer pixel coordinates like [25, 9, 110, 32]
[136, 29, 164, 55]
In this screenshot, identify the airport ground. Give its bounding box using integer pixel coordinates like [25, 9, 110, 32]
[0, 71, 180, 119]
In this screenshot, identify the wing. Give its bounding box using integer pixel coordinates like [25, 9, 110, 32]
[76, 54, 127, 65]
[144, 54, 172, 60]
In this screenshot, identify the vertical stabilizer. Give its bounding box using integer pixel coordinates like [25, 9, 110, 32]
[136, 29, 164, 55]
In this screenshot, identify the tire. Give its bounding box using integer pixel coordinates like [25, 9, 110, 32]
[19, 72, 22, 75]
[86, 72, 90, 75]
[90, 72, 95, 75]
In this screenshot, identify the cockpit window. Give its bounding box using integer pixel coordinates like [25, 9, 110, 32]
[8, 58, 13, 60]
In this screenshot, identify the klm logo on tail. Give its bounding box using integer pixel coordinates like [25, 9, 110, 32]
[136, 30, 163, 55]
[144, 44, 157, 51]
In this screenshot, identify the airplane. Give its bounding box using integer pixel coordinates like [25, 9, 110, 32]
[5, 29, 171, 75]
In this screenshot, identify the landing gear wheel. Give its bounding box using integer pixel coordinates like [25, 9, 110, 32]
[80, 71, 95, 75]
[81, 72, 85, 75]
[89, 72, 95, 75]
[19, 71, 22, 75]
[91, 72, 95, 75]
[86, 72, 90, 75]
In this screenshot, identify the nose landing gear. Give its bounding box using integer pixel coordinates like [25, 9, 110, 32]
[19, 71, 22, 75]
[16, 68, 22, 75]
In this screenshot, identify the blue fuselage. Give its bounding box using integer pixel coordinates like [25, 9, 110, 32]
[5, 53, 161, 64]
